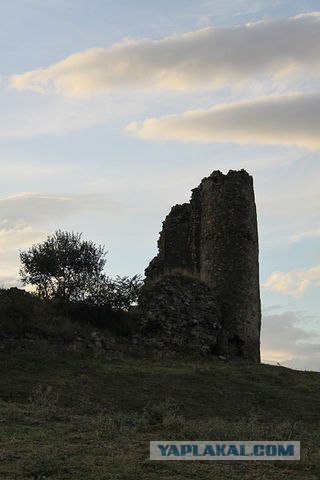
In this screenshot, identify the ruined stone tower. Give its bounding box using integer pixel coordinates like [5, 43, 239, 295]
[140, 169, 261, 362]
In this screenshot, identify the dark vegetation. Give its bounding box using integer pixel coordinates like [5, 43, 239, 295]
[3, 230, 143, 338]
[0, 340, 319, 480]
[0, 287, 138, 339]
[19, 230, 143, 310]
[0, 230, 319, 479]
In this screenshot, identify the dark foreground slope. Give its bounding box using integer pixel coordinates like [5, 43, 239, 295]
[0, 338, 319, 480]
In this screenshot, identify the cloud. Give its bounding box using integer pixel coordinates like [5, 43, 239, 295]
[263, 264, 320, 298]
[0, 88, 148, 139]
[261, 310, 320, 371]
[0, 220, 44, 253]
[0, 192, 119, 225]
[9, 13, 320, 96]
[0, 221, 46, 288]
[0, 193, 120, 286]
[126, 93, 320, 150]
[196, 16, 212, 28]
[290, 227, 320, 242]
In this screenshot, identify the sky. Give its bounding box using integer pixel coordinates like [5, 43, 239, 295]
[1, 0, 319, 371]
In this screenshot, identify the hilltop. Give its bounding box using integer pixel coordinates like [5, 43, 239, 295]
[0, 330, 319, 480]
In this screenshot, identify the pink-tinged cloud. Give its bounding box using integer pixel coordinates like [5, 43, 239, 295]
[9, 13, 320, 96]
[126, 93, 320, 150]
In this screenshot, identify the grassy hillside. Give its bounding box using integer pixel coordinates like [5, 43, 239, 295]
[0, 336, 319, 480]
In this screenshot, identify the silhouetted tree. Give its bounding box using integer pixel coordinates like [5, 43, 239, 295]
[20, 230, 107, 302]
[103, 275, 143, 311]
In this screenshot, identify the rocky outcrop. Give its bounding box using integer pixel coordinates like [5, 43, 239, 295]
[140, 169, 261, 362]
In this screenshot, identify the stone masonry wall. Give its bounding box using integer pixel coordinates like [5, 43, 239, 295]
[142, 169, 261, 362]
